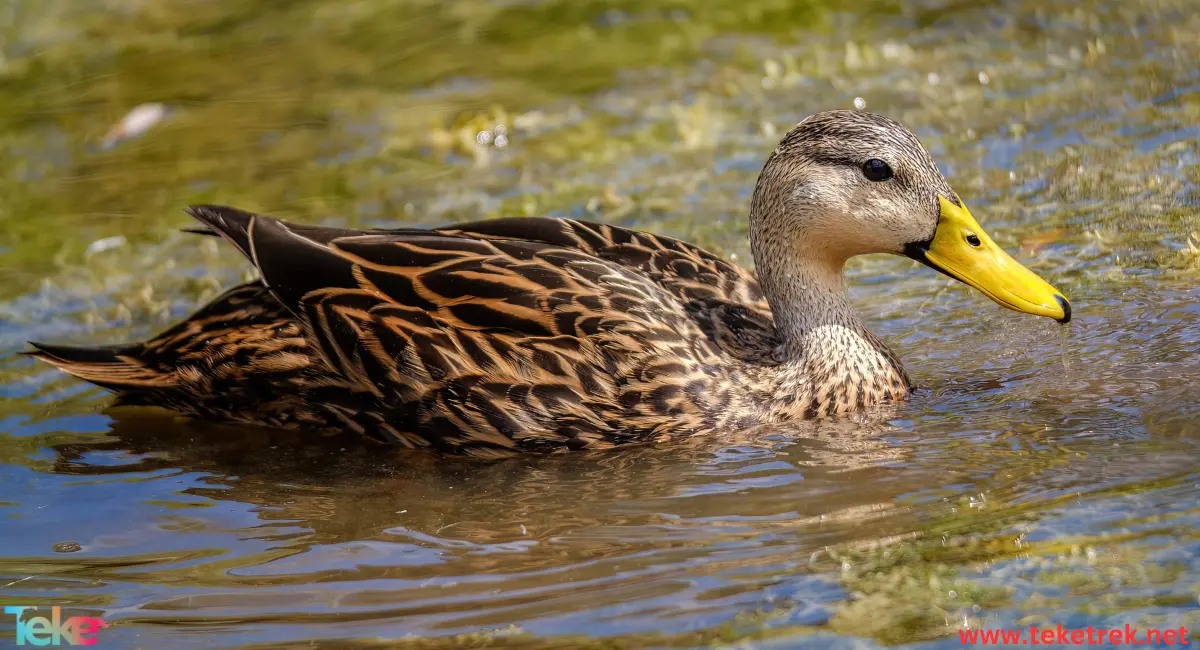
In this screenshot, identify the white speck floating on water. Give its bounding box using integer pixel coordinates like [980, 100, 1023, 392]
[978, 71, 990, 84]
[927, 72, 941, 85]
[84, 235, 127, 257]
[102, 103, 168, 150]
[853, 97, 867, 110]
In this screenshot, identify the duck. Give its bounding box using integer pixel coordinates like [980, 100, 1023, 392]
[27, 110, 1070, 457]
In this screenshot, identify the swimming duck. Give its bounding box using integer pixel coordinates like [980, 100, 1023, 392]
[28, 111, 1069, 456]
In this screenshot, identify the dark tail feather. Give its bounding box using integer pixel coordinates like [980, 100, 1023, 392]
[25, 341, 176, 391]
[181, 225, 219, 237]
[185, 205, 258, 262]
[184, 205, 373, 250]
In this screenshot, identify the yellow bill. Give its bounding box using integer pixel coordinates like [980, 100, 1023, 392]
[910, 196, 1070, 322]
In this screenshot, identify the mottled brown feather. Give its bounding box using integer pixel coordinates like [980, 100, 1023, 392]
[27, 111, 949, 455]
[27, 208, 909, 454]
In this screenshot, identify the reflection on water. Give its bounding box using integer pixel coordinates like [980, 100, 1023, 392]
[1, 0, 1199, 647]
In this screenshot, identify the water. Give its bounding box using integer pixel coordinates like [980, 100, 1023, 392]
[1060, 324, 1071, 373]
[1, 0, 1198, 647]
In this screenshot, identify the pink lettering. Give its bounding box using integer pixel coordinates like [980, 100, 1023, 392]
[70, 618, 107, 646]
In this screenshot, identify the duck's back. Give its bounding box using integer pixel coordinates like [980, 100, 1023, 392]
[30, 208, 781, 455]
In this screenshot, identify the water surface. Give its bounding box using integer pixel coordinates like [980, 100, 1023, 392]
[1, 0, 1198, 647]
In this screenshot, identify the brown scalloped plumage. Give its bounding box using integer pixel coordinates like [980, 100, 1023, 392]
[34, 209, 759, 454]
[30, 112, 944, 456]
[29, 206, 904, 456]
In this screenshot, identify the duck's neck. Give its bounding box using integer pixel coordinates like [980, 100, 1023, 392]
[750, 232, 875, 361]
[747, 201, 910, 415]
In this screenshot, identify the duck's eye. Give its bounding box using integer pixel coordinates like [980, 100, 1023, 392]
[966, 233, 982, 247]
[861, 159, 894, 182]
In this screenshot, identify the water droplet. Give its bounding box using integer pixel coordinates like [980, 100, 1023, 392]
[978, 71, 990, 84]
[476, 130, 493, 145]
[853, 97, 867, 110]
[494, 124, 507, 136]
[494, 134, 509, 148]
[1060, 324, 1071, 373]
[948, 590, 957, 599]
[927, 72, 941, 85]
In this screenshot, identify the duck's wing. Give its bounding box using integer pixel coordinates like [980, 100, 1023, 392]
[186, 206, 734, 453]
[438, 217, 771, 315]
[440, 218, 780, 364]
[189, 213, 772, 315]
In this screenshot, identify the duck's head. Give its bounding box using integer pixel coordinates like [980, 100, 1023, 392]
[751, 109, 1069, 322]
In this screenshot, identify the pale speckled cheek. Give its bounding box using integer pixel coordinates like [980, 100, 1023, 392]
[789, 184, 820, 203]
